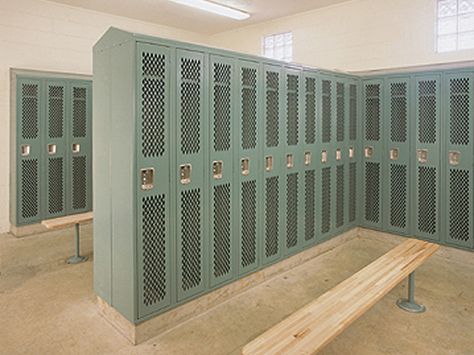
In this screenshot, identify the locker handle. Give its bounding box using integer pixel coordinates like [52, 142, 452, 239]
[449, 151, 460, 166]
[417, 149, 428, 164]
[72, 143, 80, 153]
[321, 150, 327, 163]
[286, 154, 294, 169]
[241, 158, 250, 176]
[180, 164, 192, 184]
[349, 146, 354, 159]
[364, 146, 373, 158]
[336, 149, 342, 161]
[390, 148, 399, 161]
[48, 144, 57, 155]
[21, 144, 30, 157]
[304, 152, 311, 166]
[265, 155, 273, 172]
[140, 168, 154, 190]
[212, 161, 223, 180]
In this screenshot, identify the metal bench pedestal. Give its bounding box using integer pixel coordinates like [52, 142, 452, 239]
[397, 272, 426, 313]
[67, 223, 88, 264]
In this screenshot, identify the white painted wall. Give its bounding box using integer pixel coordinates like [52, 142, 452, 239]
[0, 0, 207, 233]
[208, 0, 474, 72]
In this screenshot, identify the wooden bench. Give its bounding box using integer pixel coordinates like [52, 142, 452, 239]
[42, 212, 93, 264]
[242, 239, 439, 355]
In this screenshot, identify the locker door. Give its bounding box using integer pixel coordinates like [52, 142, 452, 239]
[335, 81, 346, 232]
[16, 78, 42, 225]
[414, 76, 440, 241]
[136, 43, 172, 317]
[262, 64, 284, 264]
[44, 81, 67, 219]
[362, 80, 383, 228]
[384, 78, 410, 235]
[445, 72, 474, 248]
[236, 60, 262, 275]
[209, 55, 235, 287]
[176, 49, 207, 300]
[347, 82, 358, 226]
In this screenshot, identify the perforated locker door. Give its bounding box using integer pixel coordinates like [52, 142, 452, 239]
[16, 78, 42, 225]
[444, 72, 474, 248]
[262, 64, 284, 264]
[67, 81, 92, 215]
[136, 43, 172, 317]
[44, 81, 67, 219]
[176, 49, 207, 301]
[209, 55, 235, 287]
[236, 60, 262, 275]
[347, 82, 358, 226]
[384, 78, 410, 235]
[334, 80, 346, 232]
[414, 76, 441, 241]
[362, 79, 383, 229]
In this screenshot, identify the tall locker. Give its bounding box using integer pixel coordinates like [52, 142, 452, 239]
[335, 80, 346, 232]
[444, 72, 474, 248]
[347, 81, 358, 226]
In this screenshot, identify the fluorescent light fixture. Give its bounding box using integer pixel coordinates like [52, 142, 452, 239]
[170, 0, 250, 20]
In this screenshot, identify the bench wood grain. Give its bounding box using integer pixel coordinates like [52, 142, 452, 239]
[41, 212, 93, 230]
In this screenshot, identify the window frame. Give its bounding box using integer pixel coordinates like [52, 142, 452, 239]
[262, 31, 293, 62]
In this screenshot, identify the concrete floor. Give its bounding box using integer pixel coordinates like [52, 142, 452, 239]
[1, 226, 473, 355]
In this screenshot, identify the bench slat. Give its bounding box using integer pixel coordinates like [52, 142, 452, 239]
[41, 212, 93, 230]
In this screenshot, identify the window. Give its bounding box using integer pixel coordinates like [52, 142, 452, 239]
[437, 0, 474, 52]
[262, 32, 293, 62]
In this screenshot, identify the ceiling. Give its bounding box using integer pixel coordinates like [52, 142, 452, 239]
[47, 0, 351, 35]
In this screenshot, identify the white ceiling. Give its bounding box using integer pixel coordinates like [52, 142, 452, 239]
[47, 0, 351, 35]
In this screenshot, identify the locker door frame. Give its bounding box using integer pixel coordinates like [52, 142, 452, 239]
[346, 78, 359, 229]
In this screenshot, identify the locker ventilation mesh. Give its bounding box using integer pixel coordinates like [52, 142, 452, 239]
[349, 84, 357, 141]
[72, 87, 87, 138]
[213, 63, 231, 152]
[390, 164, 407, 229]
[241, 180, 257, 268]
[286, 173, 298, 248]
[21, 159, 39, 219]
[180, 58, 201, 155]
[72, 156, 87, 210]
[265, 176, 279, 258]
[241, 68, 257, 150]
[365, 84, 380, 141]
[141, 52, 166, 158]
[48, 157, 64, 214]
[305, 170, 315, 241]
[266, 71, 279, 148]
[364, 162, 380, 223]
[48, 86, 64, 138]
[449, 169, 470, 242]
[181, 189, 202, 291]
[418, 80, 437, 144]
[322, 80, 332, 143]
[390, 82, 407, 143]
[287, 74, 299, 146]
[321, 167, 331, 234]
[213, 184, 231, 278]
[417, 166, 437, 235]
[305, 77, 316, 144]
[349, 162, 356, 223]
[142, 194, 167, 306]
[21, 83, 39, 139]
[336, 82, 345, 142]
[449, 78, 470, 145]
[336, 165, 344, 228]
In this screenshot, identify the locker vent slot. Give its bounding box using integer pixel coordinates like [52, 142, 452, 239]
[390, 82, 407, 143]
[72, 87, 87, 138]
[48, 157, 64, 214]
[305, 77, 316, 145]
[449, 77, 470, 145]
[305, 170, 315, 241]
[20, 159, 39, 219]
[449, 169, 470, 242]
[364, 162, 380, 223]
[266, 71, 279, 148]
[213, 63, 231, 152]
[336, 164, 344, 227]
[141, 52, 166, 158]
[72, 156, 87, 210]
[213, 184, 231, 278]
[287, 74, 299, 146]
[322, 80, 332, 143]
[365, 84, 380, 141]
[349, 162, 356, 222]
[21, 83, 39, 139]
[390, 164, 407, 229]
[142, 194, 167, 306]
[241, 67, 257, 150]
[336, 82, 345, 142]
[180, 188, 202, 291]
[180, 58, 202, 155]
[417, 166, 437, 234]
[265, 176, 279, 258]
[321, 167, 331, 234]
[418, 80, 437, 144]
[241, 180, 257, 267]
[286, 173, 298, 248]
[48, 85, 64, 138]
[349, 84, 357, 141]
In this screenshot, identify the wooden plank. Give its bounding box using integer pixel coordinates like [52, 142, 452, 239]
[41, 212, 93, 230]
[242, 239, 439, 355]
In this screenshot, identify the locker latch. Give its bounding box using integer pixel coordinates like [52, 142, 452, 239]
[364, 146, 374, 158]
[336, 149, 342, 161]
[48, 144, 57, 155]
[390, 148, 399, 161]
[241, 158, 250, 176]
[304, 152, 311, 166]
[140, 168, 154, 190]
[180, 164, 192, 184]
[349, 146, 354, 159]
[321, 150, 327, 163]
[72, 143, 80, 153]
[212, 161, 223, 180]
[417, 149, 428, 164]
[265, 155, 273, 172]
[449, 151, 460, 166]
[286, 154, 294, 169]
[21, 144, 30, 157]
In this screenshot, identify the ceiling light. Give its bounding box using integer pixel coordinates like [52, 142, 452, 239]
[170, 0, 250, 20]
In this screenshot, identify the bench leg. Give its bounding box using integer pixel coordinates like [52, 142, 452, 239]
[396, 272, 426, 313]
[67, 223, 88, 264]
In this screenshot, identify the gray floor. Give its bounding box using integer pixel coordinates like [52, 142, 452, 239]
[1, 226, 473, 354]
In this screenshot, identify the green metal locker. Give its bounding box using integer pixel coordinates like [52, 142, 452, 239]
[347, 82, 358, 226]
[335, 80, 346, 232]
